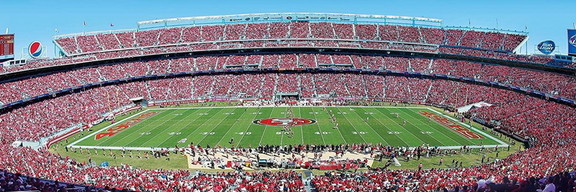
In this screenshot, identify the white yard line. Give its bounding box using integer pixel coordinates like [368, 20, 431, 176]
[194, 109, 233, 144]
[368, 109, 410, 146]
[403, 109, 463, 145]
[298, 107, 305, 144]
[334, 108, 369, 144]
[257, 108, 277, 146]
[373, 108, 428, 145]
[234, 108, 261, 148]
[214, 109, 246, 145]
[135, 110, 193, 147]
[309, 107, 328, 144]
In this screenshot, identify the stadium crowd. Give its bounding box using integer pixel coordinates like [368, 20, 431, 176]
[0, 20, 574, 191]
[54, 22, 525, 55]
[0, 61, 575, 141]
[1, 54, 575, 107]
[0, 71, 574, 190]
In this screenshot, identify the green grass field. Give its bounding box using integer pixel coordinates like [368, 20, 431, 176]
[69, 106, 505, 149]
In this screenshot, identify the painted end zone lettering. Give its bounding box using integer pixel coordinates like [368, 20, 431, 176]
[95, 112, 158, 140]
[419, 111, 483, 139]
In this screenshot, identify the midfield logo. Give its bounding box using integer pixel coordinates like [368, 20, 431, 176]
[253, 118, 316, 126]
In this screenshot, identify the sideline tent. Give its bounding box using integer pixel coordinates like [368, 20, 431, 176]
[457, 102, 493, 113]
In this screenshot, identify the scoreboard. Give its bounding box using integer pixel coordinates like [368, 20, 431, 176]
[0, 34, 15, 60]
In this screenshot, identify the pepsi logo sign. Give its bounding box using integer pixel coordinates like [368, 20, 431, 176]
[537, 40, 555, 55]
[253, 118, 316, 126]
[28, 41, 42, 58]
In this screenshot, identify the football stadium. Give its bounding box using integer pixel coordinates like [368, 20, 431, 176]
[1, 2, 576, 191]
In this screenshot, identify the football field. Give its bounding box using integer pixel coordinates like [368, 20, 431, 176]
[69, 106, 506, 150]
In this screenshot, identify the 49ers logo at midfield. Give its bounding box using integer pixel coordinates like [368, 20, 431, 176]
[253, 118, 316, 126]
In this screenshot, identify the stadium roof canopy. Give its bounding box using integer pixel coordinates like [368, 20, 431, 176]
[137, 12, 443, 28]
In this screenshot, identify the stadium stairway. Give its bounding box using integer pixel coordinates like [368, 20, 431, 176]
[303, 170, 314, 192]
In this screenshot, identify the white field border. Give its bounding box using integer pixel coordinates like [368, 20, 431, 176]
[68, 106, 508, 151]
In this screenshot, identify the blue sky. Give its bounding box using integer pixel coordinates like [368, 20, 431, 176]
[1, 0, 575, 59]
